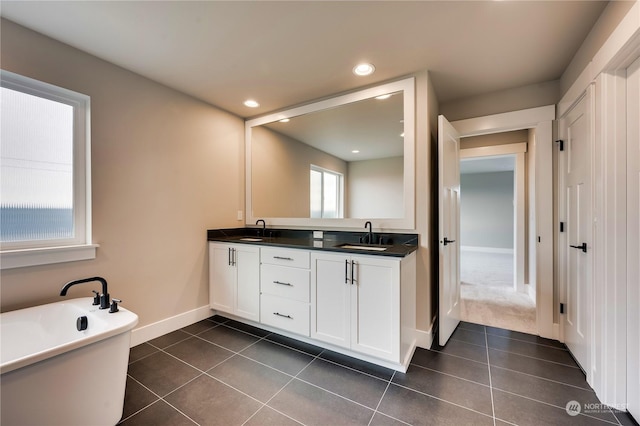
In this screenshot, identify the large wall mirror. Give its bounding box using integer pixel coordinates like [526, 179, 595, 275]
[245, 77, 415, 230]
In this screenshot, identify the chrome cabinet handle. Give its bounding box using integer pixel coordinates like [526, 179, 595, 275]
[228, 247, 232, 266]
[273, 256, 293, 261]
[273, 312, 293, 319]
[273, 280, 292, 286]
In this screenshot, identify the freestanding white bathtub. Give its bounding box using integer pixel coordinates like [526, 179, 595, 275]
[1, 297, 138, 426]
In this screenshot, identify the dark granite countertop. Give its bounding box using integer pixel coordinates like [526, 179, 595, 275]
[207, 228, 418, 258]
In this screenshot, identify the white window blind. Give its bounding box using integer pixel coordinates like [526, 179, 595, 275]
[1, 70, 94, 268]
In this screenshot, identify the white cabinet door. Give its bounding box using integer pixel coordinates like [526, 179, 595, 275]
[235, 245, 260, 322]
[350, 255, 400, 361]
[312, 251, 401, 361]
[209, 242, 260, 321]
[209, 242, 236, 314]
[311, 252, 351, 348]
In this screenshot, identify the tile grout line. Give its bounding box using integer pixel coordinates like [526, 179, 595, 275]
[408, 361, 492, 389]
[489, 364, 597, 391]
[246, 347, 329, 426]
[492, 387, 622, 426]
[485, 326, 497, 426]
[367, 371, 409, 426]
[119, 374, 201, 426]
[486, 346, 581, 368]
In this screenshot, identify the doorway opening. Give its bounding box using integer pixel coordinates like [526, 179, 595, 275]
[457, 136, 536, 334]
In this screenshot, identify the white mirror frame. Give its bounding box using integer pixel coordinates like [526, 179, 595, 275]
[245, 77, 415, 230]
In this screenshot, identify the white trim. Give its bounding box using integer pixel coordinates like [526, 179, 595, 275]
[452, 105, 555, 137]
[559, 1, 640, 118]
[451, 105, 556, 339]
[0, 70, 93, 267]
[460, 142, 527, 158]
[533, 120, 554, 339]
[0, 244, 98, 269]
[559, 64, 594, 118]
[461, 246, 514, 255]
[130, 305, 213, 347]
[245, 77, 415, 231]
[414, 328, 433, 350]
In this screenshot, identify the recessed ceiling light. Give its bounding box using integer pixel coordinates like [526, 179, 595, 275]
[352, 150, 360, 154]
[353, 63, 375, 76]
[244, 99, 259, 108]
[400, 132, 405, 138]
[375, 94, 392, 100]
[279, 118, 290, 123]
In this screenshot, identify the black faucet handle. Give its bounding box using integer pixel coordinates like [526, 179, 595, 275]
[109, 298, 121, 313]
[99, 292, 110, 310]
[92, 290, 100, 306]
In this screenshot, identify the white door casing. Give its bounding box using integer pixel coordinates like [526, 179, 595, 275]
[438, 115, 461, 346]
[452, 105, 555, 339]
[626, 55, 640, 421]
[561, 86, 594, 377]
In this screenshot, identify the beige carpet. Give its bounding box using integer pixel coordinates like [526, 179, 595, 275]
[460, 282, 537, 334]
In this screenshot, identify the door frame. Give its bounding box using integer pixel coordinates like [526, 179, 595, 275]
[460, 143, 526, 293]
[452, 105, 555, 339]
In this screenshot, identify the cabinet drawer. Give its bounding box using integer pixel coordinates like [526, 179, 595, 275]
[260, 294, 310, 336]
[261, 264, 310, 302]
[261, 247, 310, 269]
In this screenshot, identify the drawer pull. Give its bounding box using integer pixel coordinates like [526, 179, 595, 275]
[273, 280, 293, 287]
[273, 256, 294, 261]
[273, 312, 293, 319]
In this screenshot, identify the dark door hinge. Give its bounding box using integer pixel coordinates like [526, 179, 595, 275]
[556, 139, 564, 151]
[560, 222, 565, 232]
[538, 236, 541, 243]
[560, 303, 565, 314]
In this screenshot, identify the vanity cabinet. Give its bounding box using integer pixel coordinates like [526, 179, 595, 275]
[209, 242, 260, 322]
[311, 251, 412, 362]
[259, 248, 311, 336]
[208, 238, 417, 371]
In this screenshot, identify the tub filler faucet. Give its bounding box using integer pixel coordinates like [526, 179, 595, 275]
[60, 276, 110, 310]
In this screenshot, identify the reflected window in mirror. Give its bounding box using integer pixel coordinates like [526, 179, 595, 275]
[310, 165, 343, 219]
[245, 77, 415, 229]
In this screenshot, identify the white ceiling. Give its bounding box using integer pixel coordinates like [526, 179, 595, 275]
[0, 1, 607, 119]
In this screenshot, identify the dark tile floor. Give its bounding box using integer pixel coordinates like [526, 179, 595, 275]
[120, 317, 637, 426]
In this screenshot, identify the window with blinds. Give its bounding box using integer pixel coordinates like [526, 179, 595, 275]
[1, 70, 90, 251]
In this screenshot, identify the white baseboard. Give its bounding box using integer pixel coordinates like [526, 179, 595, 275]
[130, 305, 213, 347]
[461, 246, 514, 254]
[415, 316, 437, 349]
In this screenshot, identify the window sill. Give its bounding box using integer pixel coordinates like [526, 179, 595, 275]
[0, 244, 99, 270]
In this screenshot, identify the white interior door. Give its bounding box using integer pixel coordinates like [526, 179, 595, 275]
[438, 115, 461, 346]
[562, 88, 593, 375]
[626, 56, 640, 421]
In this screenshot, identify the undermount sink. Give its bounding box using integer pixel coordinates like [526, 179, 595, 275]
[239, 237, 263, 242]
[336, 244, 388, 252]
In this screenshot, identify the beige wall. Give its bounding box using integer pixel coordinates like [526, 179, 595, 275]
[251, 126, 347, 218]
[440, 80, 560, 122]
[0, 20, 245, 329]
[347, 157, 403, 219]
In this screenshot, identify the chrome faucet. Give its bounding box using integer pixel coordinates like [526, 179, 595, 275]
[60, 276, 110, 310]
[256, 219, 266, 236]
[364, 221, 374, 244]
